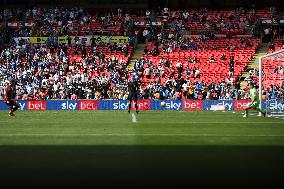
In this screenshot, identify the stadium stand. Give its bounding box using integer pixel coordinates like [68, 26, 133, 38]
[0, 6, 283, 100]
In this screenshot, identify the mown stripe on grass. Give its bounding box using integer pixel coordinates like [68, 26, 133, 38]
[0, 134, 284, 137]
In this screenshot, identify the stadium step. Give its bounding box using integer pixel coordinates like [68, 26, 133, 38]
[239, 43, 270, 89]
[127, 44, 146, 71]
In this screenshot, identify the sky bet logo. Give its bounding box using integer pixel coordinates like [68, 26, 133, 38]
[27, 101, 46, 110]
[234, 100, 251, 110]
[183, 100, 202, 110]
[78, 100, 98, 110]
[162, 101, 182, 110]
[61, 101, 77, 110]
[268, 101, 284, 110]
[112, 100, 150, 110]
[113, 101, 129, 110]
[209, 101, 233, 110]
[18, 102, 26, 110]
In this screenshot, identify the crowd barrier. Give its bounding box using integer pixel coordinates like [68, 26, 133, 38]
[1, 100, 282, 111]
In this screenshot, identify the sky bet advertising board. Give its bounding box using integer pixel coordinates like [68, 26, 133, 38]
[0, 100, 277, 111]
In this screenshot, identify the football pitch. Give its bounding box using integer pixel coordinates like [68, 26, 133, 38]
[0, 110, 284, 187]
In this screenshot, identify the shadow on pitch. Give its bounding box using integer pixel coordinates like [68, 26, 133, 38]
[0, 145, 284, 188]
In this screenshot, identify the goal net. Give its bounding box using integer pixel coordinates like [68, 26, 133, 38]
[259, 49, 284, 117]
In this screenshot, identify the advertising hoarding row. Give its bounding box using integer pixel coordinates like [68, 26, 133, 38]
[0, 100, 276, 111]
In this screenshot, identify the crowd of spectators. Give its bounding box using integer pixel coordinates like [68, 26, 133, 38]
[0, 35, 135, 100]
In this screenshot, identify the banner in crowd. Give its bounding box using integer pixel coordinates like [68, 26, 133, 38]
[0, 100, 280, 111]
[133, 21, 163, 26]
[7, 21, 35, 28]
[260, 18, 280, 25]
[14, 35, 129, 45]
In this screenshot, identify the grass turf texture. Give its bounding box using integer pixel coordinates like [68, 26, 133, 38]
[0, 110, 284, 187]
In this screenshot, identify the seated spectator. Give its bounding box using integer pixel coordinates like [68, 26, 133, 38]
[220, 53, 226, 60]
[193, 57, 198, 63]
[144, 66, 151, 79]
[199, 34, 205, 42]
[269, 42, 275, 51]
[194, 69, 201, 78]
[176, 60, 183, 79]
[144, 47, 149, 54]
[154, 91, 160, 99]
[153, 46, 159, 56]
[209, 55, 216, 63]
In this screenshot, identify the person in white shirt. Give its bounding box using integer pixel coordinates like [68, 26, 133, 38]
[195, 69, 201, 78]
[163, 7, 168, 15]
[176, 61, 182, 68]
[168, 33, 174, 40]
[264, 28, 270, 35]
[143, 29, 149, 37]
[163, 7, 169, 20]
[144, 67, 151, 79]
[106, 36, 111, 45]
[58, 20, 62, 26]
[146, 10, 151, 19]
[117, 8, 122, 17]
[143, 29, 149, 43]
[183, 11, 189, 22]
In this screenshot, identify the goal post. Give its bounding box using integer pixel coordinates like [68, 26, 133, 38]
[259, 49, 284, 116]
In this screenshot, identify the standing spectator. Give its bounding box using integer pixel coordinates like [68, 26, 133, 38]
[176, 60, 183, 79]
[229, 55, 235, 77]
[123, 44, 128, 57]
[67, 35, 72, 47]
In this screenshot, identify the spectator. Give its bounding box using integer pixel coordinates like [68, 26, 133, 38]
[194, 69, 201, 78]
[209, 55, 216, 63]
[221, 53, 226, 60]
[144, 66, 151, 79]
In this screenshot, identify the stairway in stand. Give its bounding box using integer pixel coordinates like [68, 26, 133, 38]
[127, 44, 146, 71]
[239, 43, 270, 89]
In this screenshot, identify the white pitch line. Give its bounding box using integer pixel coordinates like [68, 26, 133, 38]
[131, 113, 137, 123]
[0, 134, 284, 137]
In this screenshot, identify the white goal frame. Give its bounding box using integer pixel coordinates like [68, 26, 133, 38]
[259, 49, 284, 116]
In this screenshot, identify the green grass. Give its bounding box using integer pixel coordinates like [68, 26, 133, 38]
[0, 110, 284, 187]
[0, 110, 284, 145]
